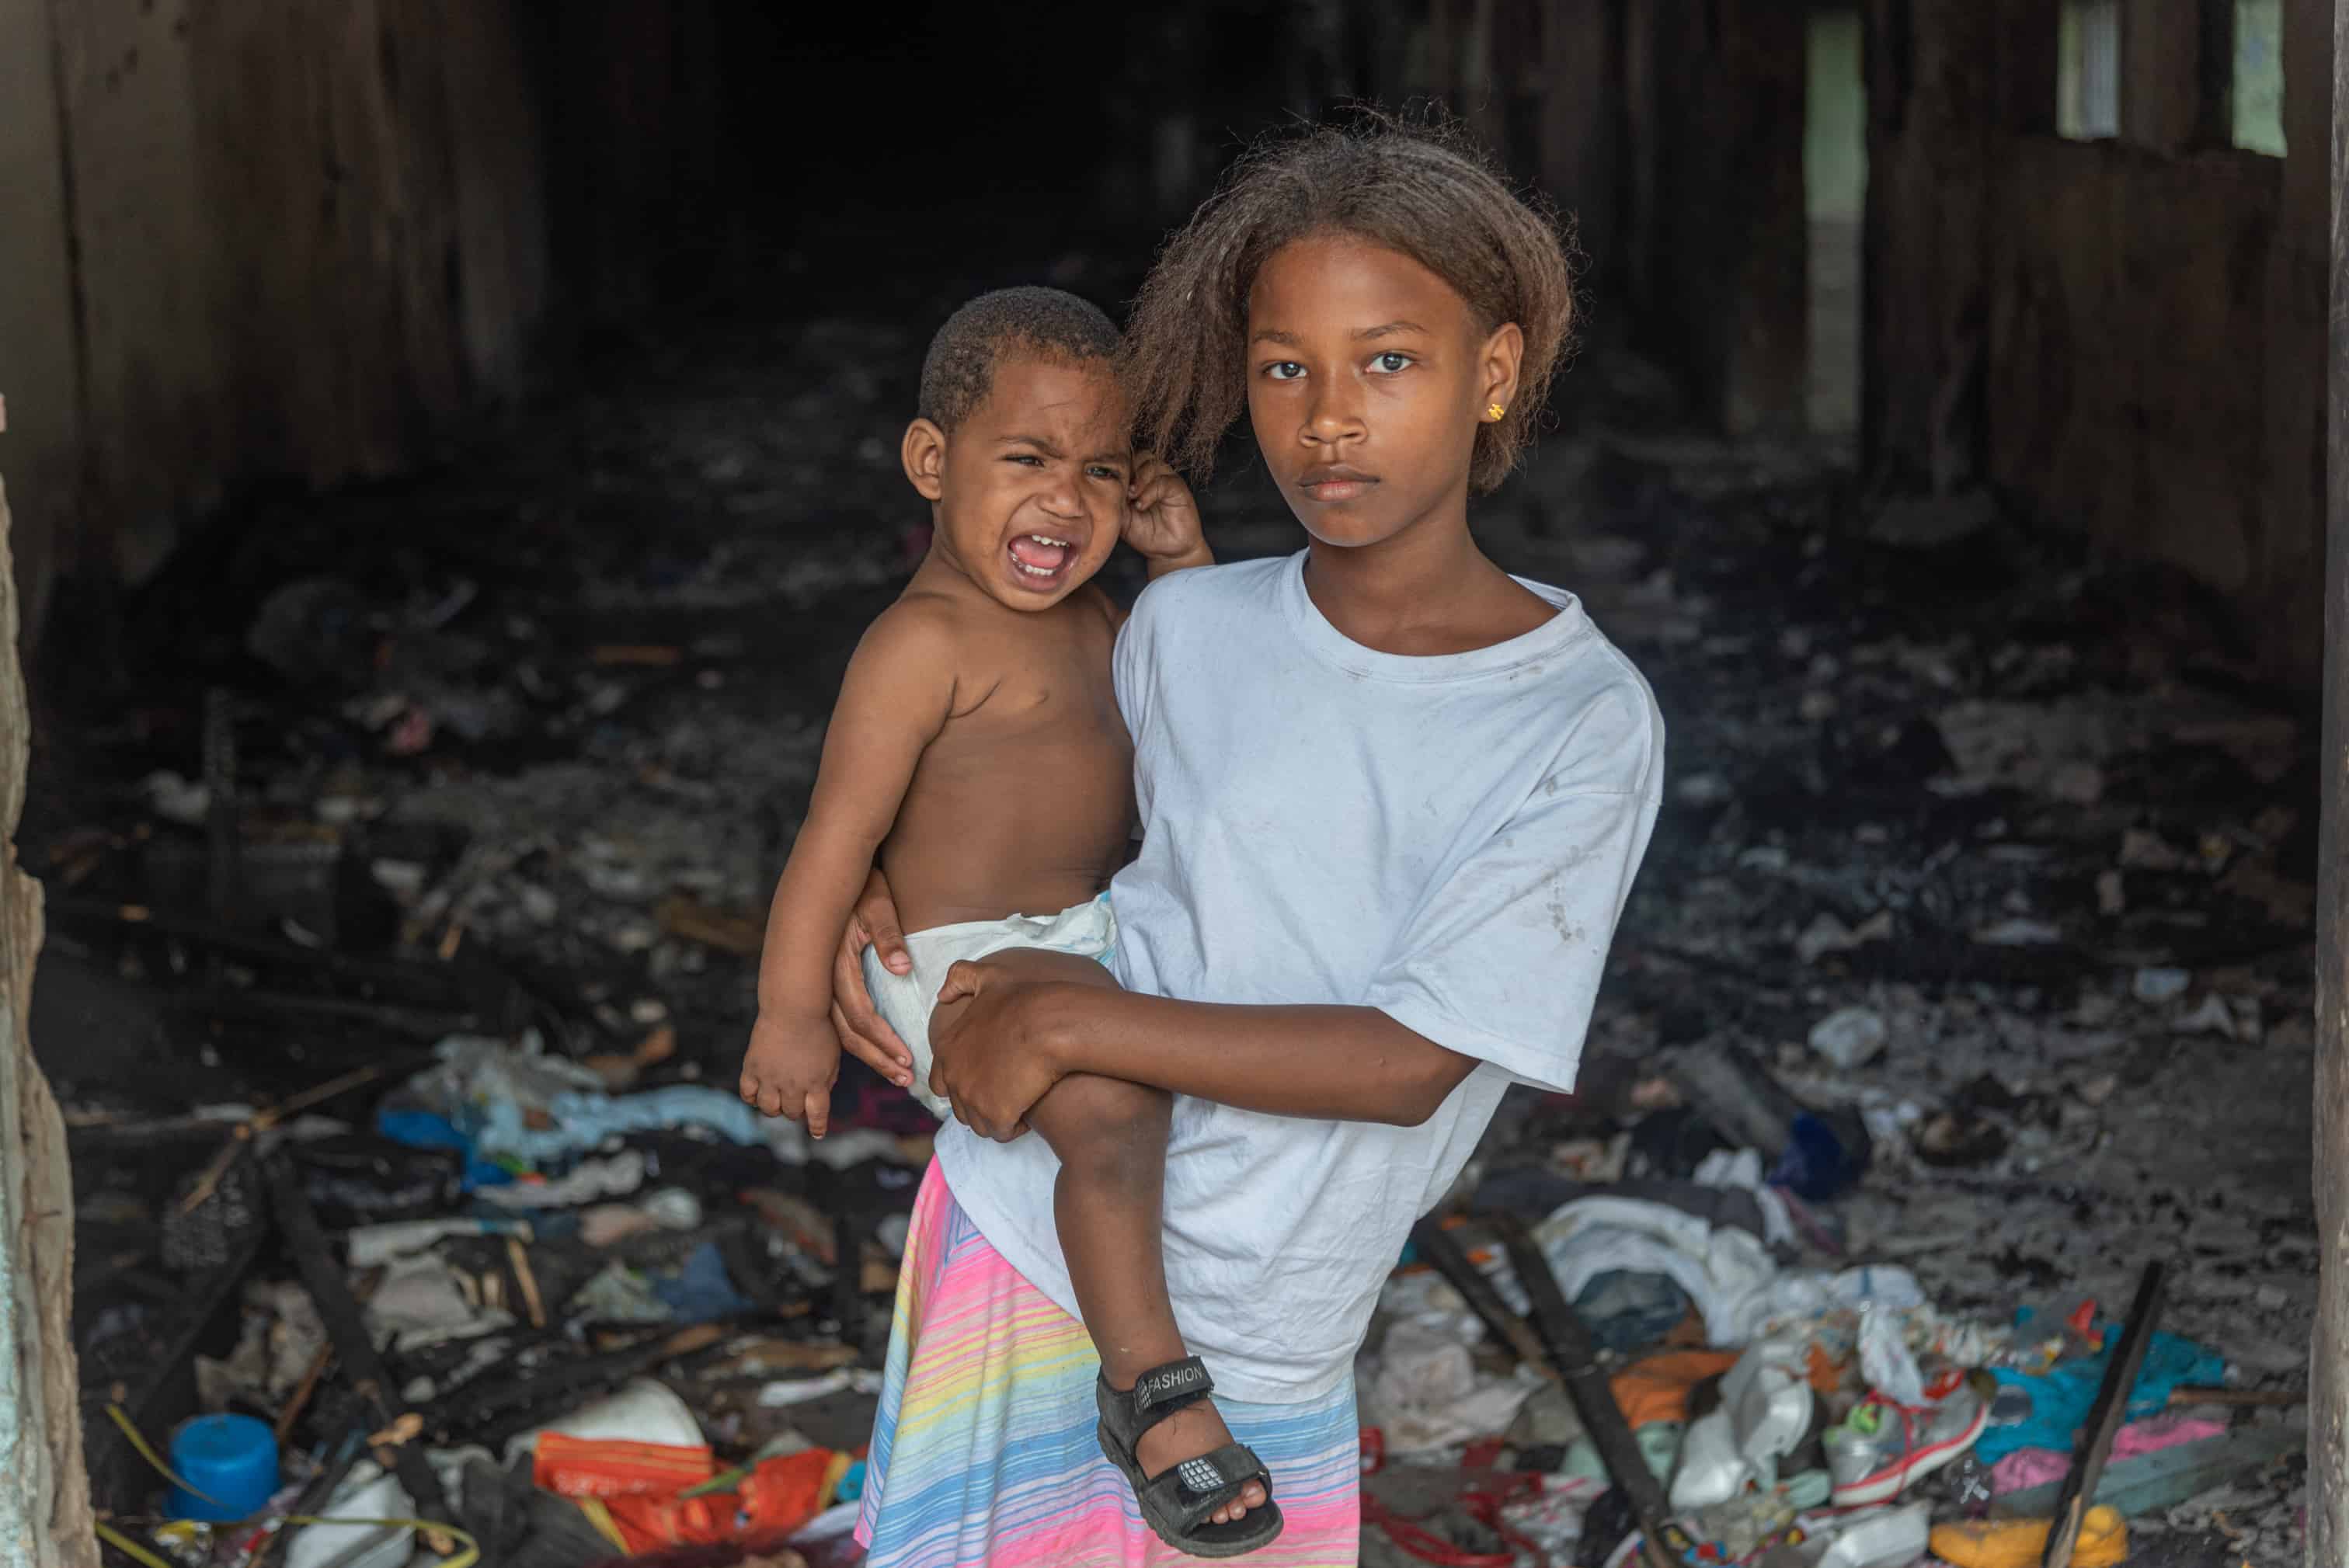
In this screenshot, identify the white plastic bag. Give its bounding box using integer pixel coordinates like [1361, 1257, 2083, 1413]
[1857, 1303, 1927, 1407]
[1721, 1331, 1812, 1486]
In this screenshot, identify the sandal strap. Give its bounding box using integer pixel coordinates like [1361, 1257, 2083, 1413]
[1129, 1356, 1214, 1413]
[1098, 1357, 1216, 1458]
[1137, 1441, 1274, 1535]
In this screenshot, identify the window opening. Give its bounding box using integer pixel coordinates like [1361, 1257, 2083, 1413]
[2231, 0, 2285, 155]
[2058, 0, 2121, 140]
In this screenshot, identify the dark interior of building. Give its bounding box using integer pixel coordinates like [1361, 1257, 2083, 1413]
[0, 2, 2338, 1564]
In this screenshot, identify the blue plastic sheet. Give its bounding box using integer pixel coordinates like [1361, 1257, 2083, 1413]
[374, 1107, 513, 1190]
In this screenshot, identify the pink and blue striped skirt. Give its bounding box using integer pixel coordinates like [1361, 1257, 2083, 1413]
[855, 1162, 1363, 1566]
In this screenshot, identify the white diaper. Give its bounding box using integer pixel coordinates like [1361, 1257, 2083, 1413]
[861, 893, 1118, 1119]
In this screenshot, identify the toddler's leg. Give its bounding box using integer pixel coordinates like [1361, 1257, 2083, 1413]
[1029, 1076, 1263, 1524]
[1005, 956, 1266, 1527]
[1027, 1072, 1180, 1380]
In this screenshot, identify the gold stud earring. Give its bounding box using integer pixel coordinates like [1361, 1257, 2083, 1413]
[1486, 402, 1506, 422]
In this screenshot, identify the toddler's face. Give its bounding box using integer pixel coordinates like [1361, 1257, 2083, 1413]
[924, 356, 1131, 610]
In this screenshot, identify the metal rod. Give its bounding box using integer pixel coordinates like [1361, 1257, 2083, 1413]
[264, 1156, 455, 1529]
[1491, 1213, 1683, 1568]
[2042, 1260, 2167, 1567]
[1405, 1216, 1556, 1379]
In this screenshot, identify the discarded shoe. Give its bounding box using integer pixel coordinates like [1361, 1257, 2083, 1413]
[1822, 1377, 1987, 1505]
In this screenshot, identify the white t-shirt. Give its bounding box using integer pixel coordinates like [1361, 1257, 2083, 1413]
[934, 551, 1664, 1403]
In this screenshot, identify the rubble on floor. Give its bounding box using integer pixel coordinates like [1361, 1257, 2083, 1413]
[1352, 438, 2316, 1566]
[32, 320, 2315, 1566]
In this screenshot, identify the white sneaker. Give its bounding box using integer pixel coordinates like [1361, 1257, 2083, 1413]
[1822, 1379, 1988, 1506]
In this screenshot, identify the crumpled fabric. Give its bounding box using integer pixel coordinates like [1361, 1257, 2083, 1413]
[478, 1150, 649, 1208]
[1987, 1413, 2229, 1493]
[1526, 1195, 1969, 1359]
[1574, 1269, 1693, 1352]
[1610, 1349, 1739, 1428]
[1528, 1194, 1780, 1346]
[1976, 1314, 2226, 1462]
[649, 1240, 757, 1323]
[389, 1034, 812, 1173]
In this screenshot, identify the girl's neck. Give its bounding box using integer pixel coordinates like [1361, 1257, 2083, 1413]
[1302, 509, 1554, 657]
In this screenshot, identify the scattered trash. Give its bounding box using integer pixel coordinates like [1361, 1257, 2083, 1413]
[1795, 910, 1894, 965]
[1975, 1314, 2224, 1463]
[1807, 1006, 1887, 1069]
[44, 330, 2319, 1566]
[1990, 1422, 2305, 1518]
[283, 1463, 414, 1568]
[1987, 1412, 2228, 1494]
[1811, 1499, 1930, 1568]
[756, 1368, 887, 1409]
[1969, 916, 2062, 947]
[165, 1413, 280, 1522]
[1930, 1504, 2128, 1568]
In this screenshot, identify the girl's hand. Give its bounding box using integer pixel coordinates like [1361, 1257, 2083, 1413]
[829, 867, 917, 1088]
[1123, 454, 1213, 577]
[924, 952, 1076, 1140]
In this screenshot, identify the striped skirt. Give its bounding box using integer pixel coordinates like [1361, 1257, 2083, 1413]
[854, 1162, 1363, 1566]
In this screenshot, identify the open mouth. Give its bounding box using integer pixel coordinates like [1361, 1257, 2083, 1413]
[1006, 531, 1080, 590]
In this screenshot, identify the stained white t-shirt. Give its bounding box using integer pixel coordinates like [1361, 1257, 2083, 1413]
[934, 551, 1664, 1403]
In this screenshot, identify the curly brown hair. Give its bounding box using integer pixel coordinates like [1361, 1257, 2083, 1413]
[918, 286, 1121, 433]
[1122, 113, 1577, 496]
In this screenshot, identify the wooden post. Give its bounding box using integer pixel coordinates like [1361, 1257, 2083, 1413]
[2316, 0, 2349, 1556]
[1636, 0, 1808, 434]
[2121, 0, 2207, 151]
[0, 472, 97, 1565]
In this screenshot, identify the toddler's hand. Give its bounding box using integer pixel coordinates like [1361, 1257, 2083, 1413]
[1124, 454, 1211, 574]
[740, 1010, 843, 1135]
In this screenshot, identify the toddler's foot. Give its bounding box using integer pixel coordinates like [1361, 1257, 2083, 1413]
[1096, 1357, 1283, 1555]
[1130, 1395, 1267, 1525]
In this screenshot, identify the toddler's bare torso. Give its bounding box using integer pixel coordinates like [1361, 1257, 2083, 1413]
[879, 582, 1133, 933]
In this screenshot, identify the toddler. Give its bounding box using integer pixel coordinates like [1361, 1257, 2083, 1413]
[738, 287, 1274, 1552]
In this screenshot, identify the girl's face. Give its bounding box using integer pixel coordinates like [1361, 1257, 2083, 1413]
[1244, 235, 1522, 551]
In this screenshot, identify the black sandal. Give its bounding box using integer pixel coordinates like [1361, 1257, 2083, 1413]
[1095, 1356, 1286, 1559]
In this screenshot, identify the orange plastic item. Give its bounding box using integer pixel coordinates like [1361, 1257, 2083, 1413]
[603, 1491, 746, 1551]
[532, 1431, 717, 1498]
[742, 1448, 837, 1535]
[597, 1448, 841, 1552]
[1929, 1505, 2127, 1568]
[1805, 1341, 1846, 1396]
[1609, 1349, 1739, 1429]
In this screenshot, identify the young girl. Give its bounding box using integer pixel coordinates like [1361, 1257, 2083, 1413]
[838, 118, 1663, 1566]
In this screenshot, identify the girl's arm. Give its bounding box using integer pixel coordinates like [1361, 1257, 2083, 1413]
[1042, 985, 1475, 1125]
[922, 949, 1477, 1140]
